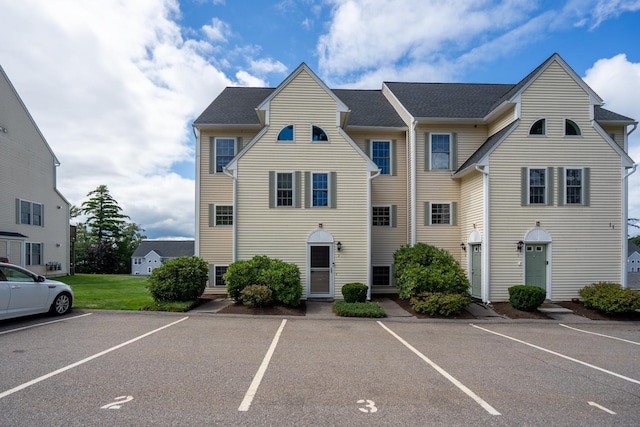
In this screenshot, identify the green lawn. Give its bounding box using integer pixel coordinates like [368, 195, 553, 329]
[56, 274, 154, 310]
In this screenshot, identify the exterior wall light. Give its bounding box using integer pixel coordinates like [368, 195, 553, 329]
[336, 241, 342, 252]
[460, 242, 466, 251]
[517, 240, 524, 252]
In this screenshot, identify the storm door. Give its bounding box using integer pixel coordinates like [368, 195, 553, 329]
[308, 244, 332, 297]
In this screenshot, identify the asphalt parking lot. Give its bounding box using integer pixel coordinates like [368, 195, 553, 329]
[1, 310, 639, 426]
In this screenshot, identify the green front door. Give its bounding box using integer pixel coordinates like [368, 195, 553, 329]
[525, 244, 546, 290]
[471, 244, 482, 297]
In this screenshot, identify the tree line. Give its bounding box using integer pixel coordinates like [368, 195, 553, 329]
[71, 185, 145, 274]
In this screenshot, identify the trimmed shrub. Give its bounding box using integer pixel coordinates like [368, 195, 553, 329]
[508, 285, 546, 311]
[223, 255, 302, 306]
[410, 292, 471, 316]
[394, 243, 470, 299]
[341, 282, 368, 303]
[579, 282, 640, 314]
[333, 301, 385, 318]
[147, 256, 208, 302]
[240, 285, 274, 307]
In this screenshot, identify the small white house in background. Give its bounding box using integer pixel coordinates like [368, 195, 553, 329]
[131, 240, 194, 275]
[629, 242, 640, 273]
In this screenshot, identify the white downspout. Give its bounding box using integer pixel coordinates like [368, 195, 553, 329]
[475, 164, 491, 303]
[622, 163, 638, 288]
[193, 127, 201, 257]
[410, 119, 417, 245]
[367, 168, 382, 301]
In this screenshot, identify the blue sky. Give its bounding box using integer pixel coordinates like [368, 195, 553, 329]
[1, 0, 639, 238]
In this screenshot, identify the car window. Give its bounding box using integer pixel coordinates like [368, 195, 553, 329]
[2, 266, 35, 282]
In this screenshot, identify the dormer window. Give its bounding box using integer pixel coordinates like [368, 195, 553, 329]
[312, 125, 328, 142]
[277, 125, 294, 141]
[529, 119, 546, 136]
[565, 119, 581, 136]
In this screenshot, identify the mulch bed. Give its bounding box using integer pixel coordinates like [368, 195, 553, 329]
[217, 301, 307, 316]
[206, 295, 640, 321]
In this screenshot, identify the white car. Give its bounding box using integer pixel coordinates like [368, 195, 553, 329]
[0, 262, 73, 320]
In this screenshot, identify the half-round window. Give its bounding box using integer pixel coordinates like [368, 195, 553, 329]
[565, 119, 581, 136]
[277, 125, 294, 141]
[529, 119, 546, 135]
[312, 125, 328, 142]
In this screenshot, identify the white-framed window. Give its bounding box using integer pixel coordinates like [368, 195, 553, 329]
[277, 172, 294, 206]
[134, 258, 142, 265]
[430, 133, 451, 170]
[372, 206, 390, 226]
[311, 125, 328, 142]
[529, 118, 546, 136]
[215, 265, 228, 286]
[372, 205, 398, 227]
[17, 199, 43, 226]
[25, 242, 42, 265]
[214, 137, 236, 173]
[372, 265, 392, 286]
[558, 167, 589, 206]
[215, 205, 233, 225]
[529, 168, 546, 204]
[565, 168, 582, 204]
[371, 140, 391, 174]
[565, 119, 581, 136]
[311, 172, 329, 207]
[424, 202, 457, 225]
[269, 171, 301, 208]
[277, 125, 294, 141]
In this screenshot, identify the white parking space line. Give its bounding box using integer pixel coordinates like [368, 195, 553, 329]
[238, 319, 287, 412]
[378, 321, 501, 416]
[588, 401, 616, 414]
[559, 324, 640, 346]
[0, 316, 189, 400]
[0, 313, 93, 335]
[471, 324, 640, 385]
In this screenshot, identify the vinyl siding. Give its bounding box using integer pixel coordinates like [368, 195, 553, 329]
[459, 171, 485, 273]
[0, 70, 69, 276]
[415, 124, 488, 258]
[235, 70, 370, 297]
[198, 128, 259, 264]
[487, 61, 623, 301]
[598, 124, 626, 151]
[352, 130, 409, 265]
[488, 107, 517, 136]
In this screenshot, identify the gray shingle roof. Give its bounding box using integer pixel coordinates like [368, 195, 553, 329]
[595, 107, 636, 122]
[384, 82, 513, 119]
[193, 87, 274, 126]
[333, 89, 405, 127]
[630, 241, 640, 256]
[132, 240, 194, 258]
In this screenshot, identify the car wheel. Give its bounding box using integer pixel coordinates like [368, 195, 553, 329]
[50, 293, 72, 315]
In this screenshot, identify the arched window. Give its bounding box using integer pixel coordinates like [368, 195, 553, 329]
[277, 125, 294, 141]
[529, 119, 546, 135]
[565, 119, 581, 136]
[312, 125, 328, 142]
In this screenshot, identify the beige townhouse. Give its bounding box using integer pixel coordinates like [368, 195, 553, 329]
[0, 65, 70, 276]
[194, 53, 637, 302]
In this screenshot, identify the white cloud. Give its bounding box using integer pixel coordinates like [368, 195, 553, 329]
[317, 0, 538, 84]
[0, 0, 232, 238]
[202, 17, 232, 43]
[249, 58, 288, 76]
[584, 54, 640, 235]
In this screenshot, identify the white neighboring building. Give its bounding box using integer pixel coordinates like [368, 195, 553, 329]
[629, 242, 640, 273]
[131, 240, 195, 275]
[0, 65, 70, 277]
